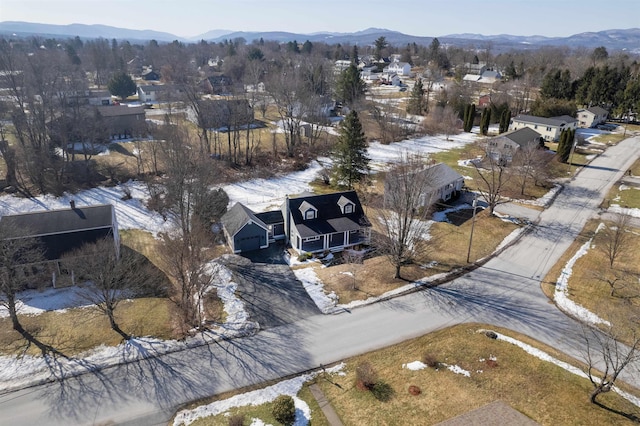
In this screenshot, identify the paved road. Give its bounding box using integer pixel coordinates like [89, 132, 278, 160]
[1, 136, 639, 426]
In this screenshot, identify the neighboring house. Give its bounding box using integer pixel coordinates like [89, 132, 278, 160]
[577, 106, 609, 128]
[384, 62, 411, 76]
[202, 74, 234, 95]
[221, 191, 371, 255]
[137, 84, 181, 103]
[385, 163, 464, 208]
[421, 163, 465, 203]
[509, 114, 578, 141]
[486, 127, 543, 164]
[283, 191, 371, 255]
[141, 69, 160, 81]
[96, 105, 147, 140]
[463, 69, 501, 85]
[186, 99, 254, 131]
[87, 89, 113, 106]
[0, 203, 120, 287]
[334, 60, 353, 74]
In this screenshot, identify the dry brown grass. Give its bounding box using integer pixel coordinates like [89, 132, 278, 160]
[317, 324, 640, 425]
[541, 219, 640, 345]
[0, 297, 174, 357]
[315, 209, 519, 304]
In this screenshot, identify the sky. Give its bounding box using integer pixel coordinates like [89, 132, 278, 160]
[1, 0, 639, 39]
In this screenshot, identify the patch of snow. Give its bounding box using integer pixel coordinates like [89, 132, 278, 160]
[0, 180, 173, 236]
[445, 364, 471, 377]
[293, 268, 339, 314]
[553, 225, 610, 326]
[173, 363, 345, 426]
[608, 204, 640, 219]
[402, 361, 427, 370]
[0, 286, 93, 318]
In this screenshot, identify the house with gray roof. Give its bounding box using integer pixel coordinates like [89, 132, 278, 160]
[577, 106, 609, 128]
[0, 203, 120, 287]
[509, 114, 577, 141]
[486, 127, 544, 164]
[385, 163, 465, 208]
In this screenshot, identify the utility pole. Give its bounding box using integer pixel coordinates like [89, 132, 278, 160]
[467, 193, 478, 263]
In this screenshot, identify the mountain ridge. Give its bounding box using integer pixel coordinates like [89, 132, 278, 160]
[1, 21, 638, 52]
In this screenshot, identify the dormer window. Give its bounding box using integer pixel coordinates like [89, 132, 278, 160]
[337, 195, 355, 215]
[299, 200, 318, 220]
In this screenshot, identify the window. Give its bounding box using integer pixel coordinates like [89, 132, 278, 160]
[305, 209, 315, 220]
[305, 235, 320, 241]
[546, 126, 551, 131]
[344, 204, 353, 214]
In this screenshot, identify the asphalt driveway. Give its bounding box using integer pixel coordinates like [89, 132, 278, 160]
[222, 243, 320, 329]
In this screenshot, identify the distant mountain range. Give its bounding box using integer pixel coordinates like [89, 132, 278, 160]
[1, 21, 639, 52]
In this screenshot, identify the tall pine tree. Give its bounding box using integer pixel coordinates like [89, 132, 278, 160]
[406, 78, 425, 115]
[480, 108, 491, 135]
[332, 111, 370, 189]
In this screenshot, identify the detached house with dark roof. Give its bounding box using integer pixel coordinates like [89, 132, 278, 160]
[221, 191, 371, 255]
[0, 203, 120, 287]
[283, 191, 371, 255]
[509, 114, 577, 142]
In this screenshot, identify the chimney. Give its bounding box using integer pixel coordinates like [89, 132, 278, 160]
[70, 200, 76, 209]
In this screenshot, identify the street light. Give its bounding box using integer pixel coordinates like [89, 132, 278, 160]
[466, 193, 478, 263]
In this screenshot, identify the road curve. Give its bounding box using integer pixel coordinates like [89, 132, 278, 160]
[0, 135, 639, 425]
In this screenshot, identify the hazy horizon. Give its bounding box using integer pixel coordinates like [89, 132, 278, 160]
[1, 0, 639, 39]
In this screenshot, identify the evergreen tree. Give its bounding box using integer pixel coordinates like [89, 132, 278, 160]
[107, 72, 136, 101]
[332, 111, 370, 189]
[557, 129, 573, 163]
[480, 108, 491, 135]
[335, 64, 365, 106]
[351, 45, 359, 65]
[374, 36, 388, 60]
[499, 109, 511, 134]
[301, 40, 313, 54]
[467, 104, 476, 132]
[406, 78, 425, 115]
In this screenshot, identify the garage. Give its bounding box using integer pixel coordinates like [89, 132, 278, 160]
[237, 234, 263, 252]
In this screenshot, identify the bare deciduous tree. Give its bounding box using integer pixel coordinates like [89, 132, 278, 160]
[0, 225, 55, 355]
[64, 238, 168, 340]
[473, 142, 512, 215]
[582, 324, 640, 405]
[511, 140, 551, 196]
[599, 214, 632, 268]
[422, 105, 461, 141]
[377, 154, 436, 279]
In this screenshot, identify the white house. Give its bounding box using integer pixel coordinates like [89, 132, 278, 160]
[137, 84, 180, 103]
[577, 106, 609, 128]
[509, 114, 578, 142]
[384, 62, 411, 76]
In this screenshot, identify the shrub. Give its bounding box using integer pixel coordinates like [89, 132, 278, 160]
[228, 414, 245, 426]
[371, 381, 394, 402]
[297, 252, 312, 262]
[355, 360, 378, 390]
[272, 395, 296, 426]
[422, 352, 439, 368]
[408, 385, 421, 395]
